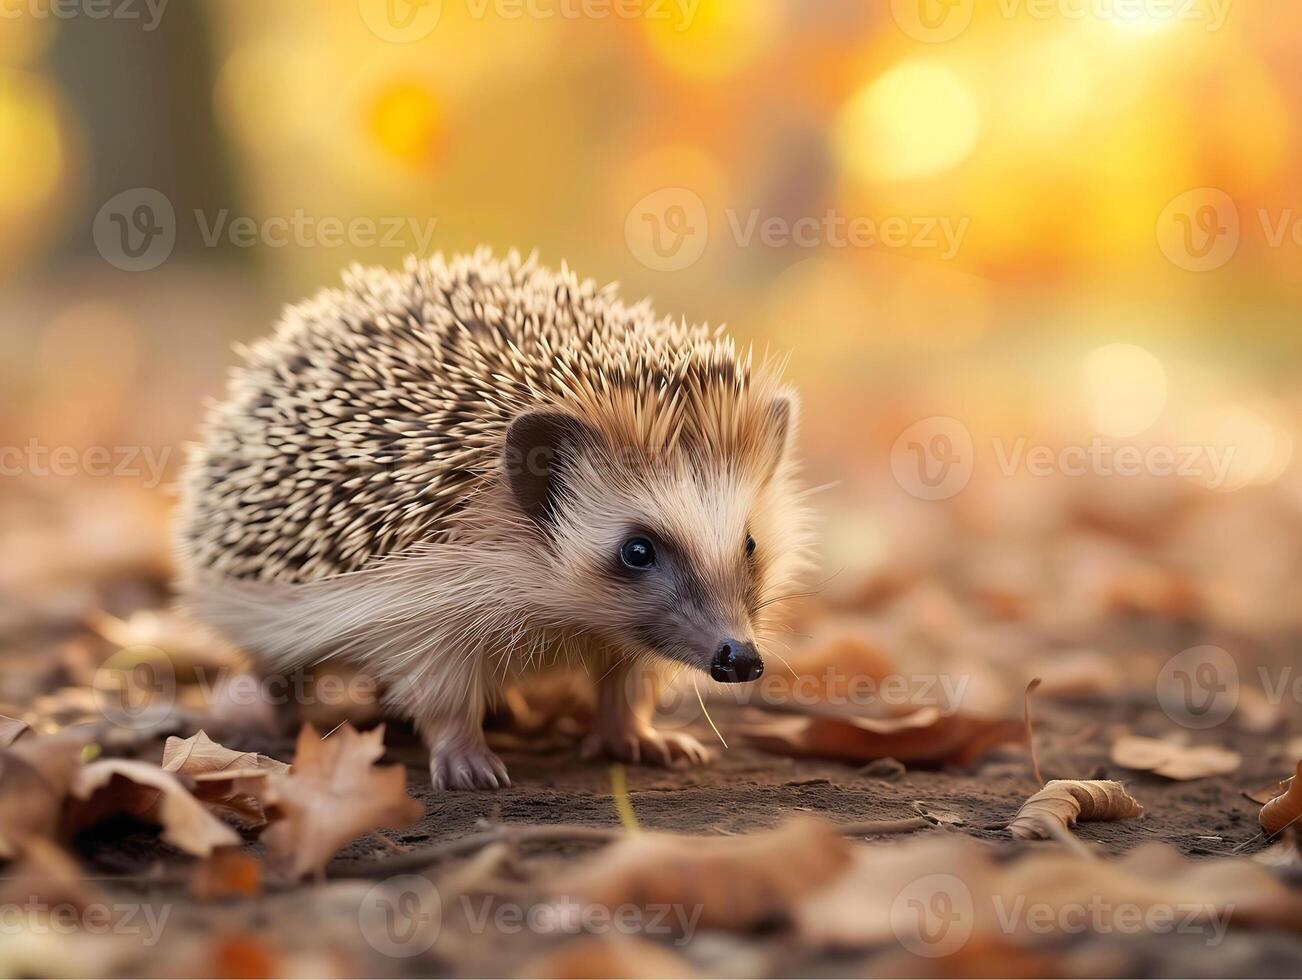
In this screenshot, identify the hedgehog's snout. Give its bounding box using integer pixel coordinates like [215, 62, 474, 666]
[709, 639, 763, 683]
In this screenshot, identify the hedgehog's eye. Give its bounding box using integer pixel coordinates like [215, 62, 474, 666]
[620, 537, 656, 569]
[745, 535, 756, 557]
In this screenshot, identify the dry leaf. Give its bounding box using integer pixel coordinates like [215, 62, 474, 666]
[516, 934, 695, 979]
[1110, 735, 1242, 780]
[1261, 760, 1302, 836]
[0, 715, 30, 746]
[190, 848, 263, 900]
[1246, 770, 1295, 806]
[69, 759, 240, 856]
[0, 835, 105, 913]
[261, 723, 423, 879]
[556, 816, 850, 933]
[797, 833, 1302, 951]
[162, 730, 288, 827]
[1007, 779, 1143, 840]
[162, 730, 287, 776]
[85, 608, 241, 670]
[742, 707, 1024, 767]
[0, 732, 87, 857]
[771, 625, 895, 706]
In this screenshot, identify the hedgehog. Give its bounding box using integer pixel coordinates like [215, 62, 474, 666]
[175, 249, 808, 789]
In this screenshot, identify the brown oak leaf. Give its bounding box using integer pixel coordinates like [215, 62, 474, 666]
[161, 731, 288, 827]
[261, 724, 423, 879]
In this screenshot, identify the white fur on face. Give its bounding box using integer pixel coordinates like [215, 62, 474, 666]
[534, 446, 808, 669]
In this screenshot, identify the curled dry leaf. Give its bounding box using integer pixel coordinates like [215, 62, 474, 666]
[1008, 779, 1144, 841]
[0, 715, 30, 746]
[1110, 734, 1242, 780]
[162, 730, 288, 827]
[69, 759, 240, 857]
[1260, 760, 1302, 836]
[741, 706, 1024, 767]
[261, 723, 423, 879]
[556, 816, 850, 933]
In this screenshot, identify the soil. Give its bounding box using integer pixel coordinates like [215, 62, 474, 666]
[55, 693, 1299, 978]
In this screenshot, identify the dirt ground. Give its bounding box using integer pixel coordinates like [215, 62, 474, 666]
[27, 690, 1295, 979]
[5, 476, 1302, 978]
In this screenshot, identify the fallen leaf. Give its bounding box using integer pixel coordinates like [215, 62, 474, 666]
[796, 833, 1302, 951]
[1110, 734, 1242, 780]
[1027, 650, 1124, 699]
[517, 934, 695, 979]
[1261, 760, 1302, 836]
[742, 707, 1024, 767]
[69, 759, 240, 856]
[261, 724, 423, 879]
[1007, 779, 1143, 840]
[161, 731, 288, 827]
[0, 715, 29, 746]
[85, 608, 241, 670]
[1246, 771, 1295, 806]
[0, 732, 88, 857]
[190, 849, 263, 900]
[771, 624, 895, 706]
[0, 835, 104, 913]
[161, 730, 287, 777]
[556, 816, 850, 933]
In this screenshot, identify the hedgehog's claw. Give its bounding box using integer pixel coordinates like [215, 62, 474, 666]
[580, 726, 714, 768]
[430, 745, 511, 791]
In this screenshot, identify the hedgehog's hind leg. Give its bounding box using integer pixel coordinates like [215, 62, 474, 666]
[393, 651, 510, 791]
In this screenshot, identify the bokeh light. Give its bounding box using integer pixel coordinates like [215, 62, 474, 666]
[836, 60, 980, 183]
[1082, 343, 1168, 439]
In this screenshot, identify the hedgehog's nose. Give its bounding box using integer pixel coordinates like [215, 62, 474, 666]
[710, 640, 763, 683]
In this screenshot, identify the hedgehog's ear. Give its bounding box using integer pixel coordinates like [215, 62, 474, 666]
[757, 394, 795, 482]
[504, 410, 599, 526]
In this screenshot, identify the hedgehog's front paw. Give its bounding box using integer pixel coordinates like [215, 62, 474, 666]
[429, 743, 511, 790]
[580, 724, 714, 767]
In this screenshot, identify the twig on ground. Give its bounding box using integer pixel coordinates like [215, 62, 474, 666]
[1024, 677, 1045, 787]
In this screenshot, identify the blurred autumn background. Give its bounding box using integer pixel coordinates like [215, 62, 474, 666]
[5, 0, 1302, 627]
[5, 1, 1302, 975]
